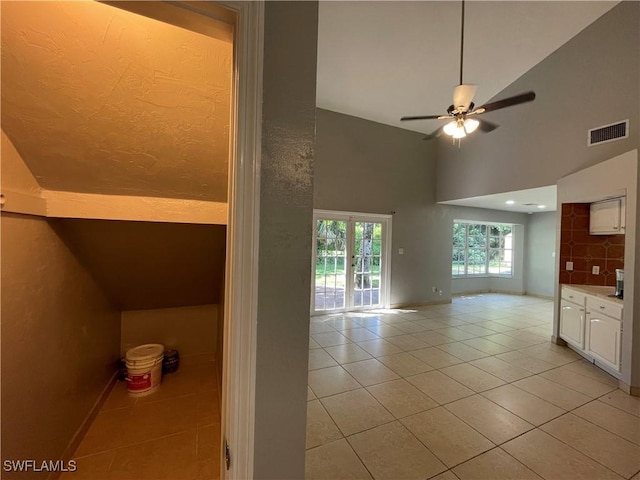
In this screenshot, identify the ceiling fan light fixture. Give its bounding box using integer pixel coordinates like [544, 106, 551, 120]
[463, 118, 479, 133]
[443, 120, 466, 138]
[399, 0, 536, 141]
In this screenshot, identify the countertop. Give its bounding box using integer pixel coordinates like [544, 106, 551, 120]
[561, 284, 624, 305]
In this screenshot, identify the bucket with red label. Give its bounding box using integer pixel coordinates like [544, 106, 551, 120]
[125, 344, 164, 396]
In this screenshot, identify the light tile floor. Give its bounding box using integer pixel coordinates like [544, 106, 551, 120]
[62, 354, 220, 480]
[306, 294, 640, 480]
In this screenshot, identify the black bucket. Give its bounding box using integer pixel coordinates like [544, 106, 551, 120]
[163, 350, 180, 374]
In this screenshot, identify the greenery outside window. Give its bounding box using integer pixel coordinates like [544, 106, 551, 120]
[452, 222, 514, 277]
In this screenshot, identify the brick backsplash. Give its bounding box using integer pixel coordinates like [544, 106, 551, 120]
[559, 203, 624, 286]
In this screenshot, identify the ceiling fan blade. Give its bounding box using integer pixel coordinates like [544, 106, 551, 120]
[475, 91, 536, 114]
[453, 84, 477, 111]
[401, 114, 443, 121]
[422, 125, 444, 140]
[478, 118, 499, 133]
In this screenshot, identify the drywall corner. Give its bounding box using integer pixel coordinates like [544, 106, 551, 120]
[1, 130, 46, 215]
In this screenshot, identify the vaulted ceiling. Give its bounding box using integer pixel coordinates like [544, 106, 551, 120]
[317, 1, 619, 135]
[316, 1, 619, 211]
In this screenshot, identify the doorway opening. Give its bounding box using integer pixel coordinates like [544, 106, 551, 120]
[312, 210, 392, 314]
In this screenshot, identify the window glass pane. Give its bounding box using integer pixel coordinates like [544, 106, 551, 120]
[453, 223, 466, 247]
[452, 247, 465, 276]
[468, 225, 486, 249]
[451, 222, 514, 278]
[467, 247, 486, 275]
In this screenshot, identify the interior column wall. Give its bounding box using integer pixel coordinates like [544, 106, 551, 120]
[253, 2, 318, 478]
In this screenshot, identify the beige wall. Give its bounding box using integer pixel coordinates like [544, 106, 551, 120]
[1, 213, 120, 472]
[436, 2, 639, 202]
[121, 304, 218, 356]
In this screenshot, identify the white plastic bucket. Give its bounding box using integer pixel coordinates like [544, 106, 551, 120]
[125, 344, 164, 397]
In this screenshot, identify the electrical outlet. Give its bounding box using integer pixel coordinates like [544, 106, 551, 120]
[398, 248, 404, 255]
[592, 265, 600, 275]
[566, 261, 573, 271]
[432, 286, 437, 293]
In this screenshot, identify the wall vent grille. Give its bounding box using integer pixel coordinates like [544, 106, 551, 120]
[588, 120, 628, 146]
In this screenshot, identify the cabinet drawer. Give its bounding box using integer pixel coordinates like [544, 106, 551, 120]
[561, 288, 585, 305]
[586, 297, 623, 320]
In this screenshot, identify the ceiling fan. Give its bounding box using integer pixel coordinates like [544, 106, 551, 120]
[400, 0, 536, 141]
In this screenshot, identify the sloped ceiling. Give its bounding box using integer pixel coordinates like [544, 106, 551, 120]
[317, 1, 619, 134]
[51, 219, 226, 310]
[1, 1, 231, 202]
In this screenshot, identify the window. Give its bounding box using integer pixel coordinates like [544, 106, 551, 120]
[452, 222, 514, 277]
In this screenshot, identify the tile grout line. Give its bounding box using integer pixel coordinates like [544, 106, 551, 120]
[308, 297, 636, 480]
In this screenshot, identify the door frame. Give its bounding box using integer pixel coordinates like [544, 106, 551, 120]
[218, 2, 263, 479]
[77, 2, 262, 477]
[312, 209, 392, 314]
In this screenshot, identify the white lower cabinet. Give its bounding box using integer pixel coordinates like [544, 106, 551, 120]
[586, 298, 622, 372]
[560, 286, 622, 373]
[559, 299, 584, 349]
[559, 287, 586, 349]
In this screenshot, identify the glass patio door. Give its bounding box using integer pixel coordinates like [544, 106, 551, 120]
[312, 211, 390, 313]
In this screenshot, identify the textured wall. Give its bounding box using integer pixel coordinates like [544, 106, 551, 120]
[1, 130, 40, 195]
[315, 108, 442, 305]
[315, 108, 531, 305]
[436, 2, 639, 202]
[1, 1, 231, 201]
[121, 304, 218, 356]
[253, 2, 318, 478]
[525, 211, 557, 297]
[559, 203, 624, 287]
[1, 213, 120, 473]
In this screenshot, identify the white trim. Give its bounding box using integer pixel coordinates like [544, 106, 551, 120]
[1, 188, 226, 224]
[314, 209, 394, 221]
[0, 189, 47, 216]
[312, 209, 392, 314]
[43, 190, 227, 224]
[220, 2, 263, 479]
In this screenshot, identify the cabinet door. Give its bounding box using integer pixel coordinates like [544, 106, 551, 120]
[590, 199, 621, 234]
[586, 312, 621, 371]
[560, 300, 584, 349]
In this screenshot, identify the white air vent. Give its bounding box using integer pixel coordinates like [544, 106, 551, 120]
[588, 120, 628, 146]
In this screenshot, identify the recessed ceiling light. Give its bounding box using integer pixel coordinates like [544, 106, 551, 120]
[505, 200, 515, 205]
[538, 205, 546, 209]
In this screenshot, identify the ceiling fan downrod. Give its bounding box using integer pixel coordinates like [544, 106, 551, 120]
[459, 0, 465, 86]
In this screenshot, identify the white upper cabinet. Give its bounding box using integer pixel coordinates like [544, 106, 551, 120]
[589, 197, 625, 235]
